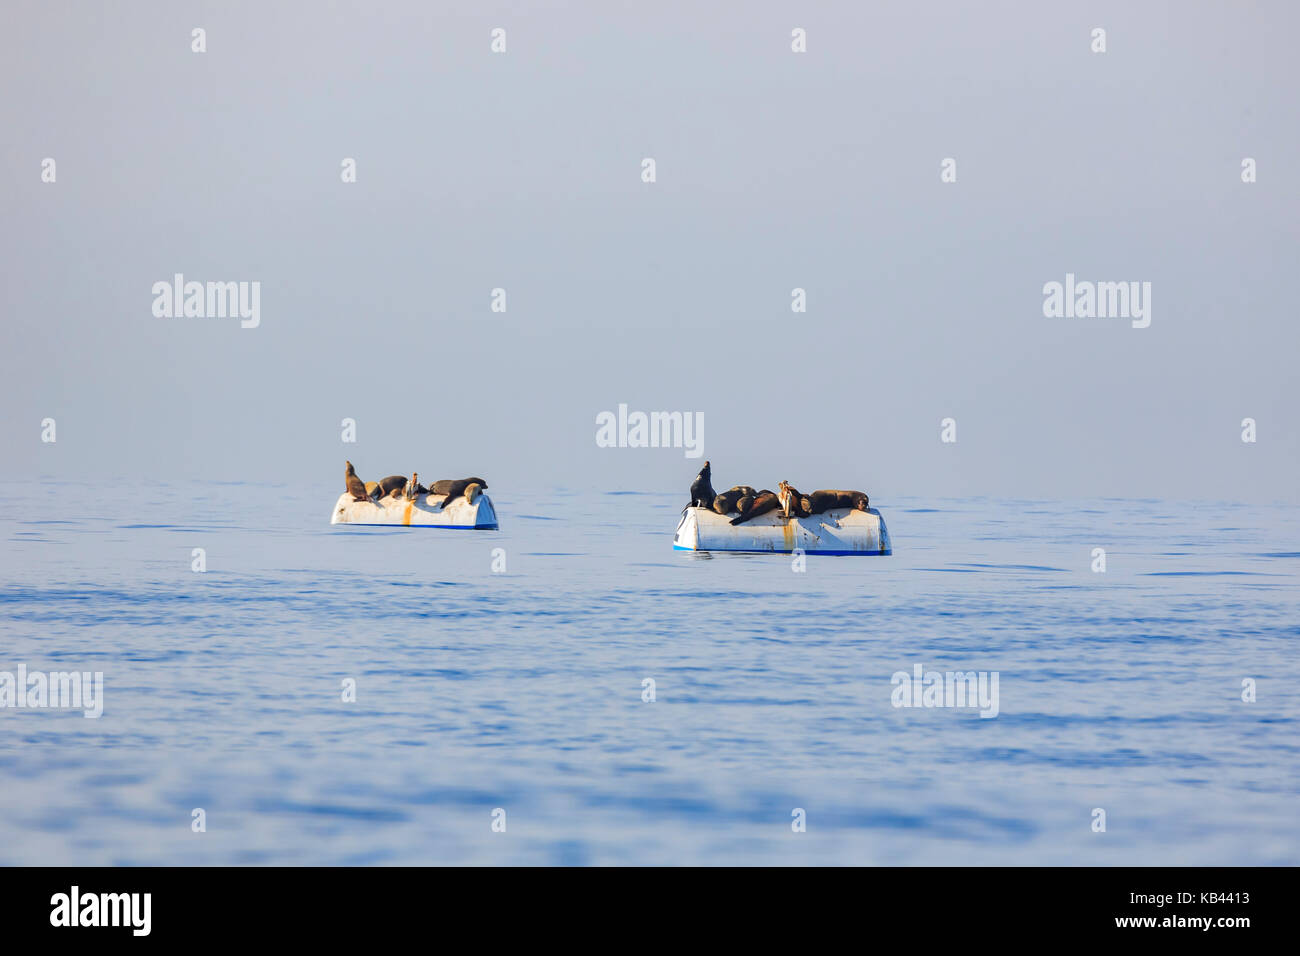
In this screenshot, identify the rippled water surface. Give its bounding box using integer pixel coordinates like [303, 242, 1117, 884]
[2, 482, 1297, 865]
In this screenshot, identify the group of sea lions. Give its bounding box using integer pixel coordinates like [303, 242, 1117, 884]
[344, 461, 488, 508]
[687, 461, 869, 526]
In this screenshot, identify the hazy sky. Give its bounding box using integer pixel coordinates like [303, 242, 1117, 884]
[3, 1, 1297, 502]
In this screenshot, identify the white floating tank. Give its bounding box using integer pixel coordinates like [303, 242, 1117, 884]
[673, 505, 890, 555]
[330, 492, 498, 529]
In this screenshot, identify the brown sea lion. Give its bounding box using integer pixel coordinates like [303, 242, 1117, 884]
[711, 485, 756, 515]
[427, 477, 488, 496]
[345, 461, 370, 502]
[826, 489, 870, 511]
[688, 461, 715, 509]
[433, 477, 489, 507]
[803, 489, 870, 514]
[711, 489, 743, 515]
[730, 489, 780, 525]
[371, 475, 407, 499]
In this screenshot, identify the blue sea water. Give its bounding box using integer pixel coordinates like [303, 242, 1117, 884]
[1, 482, 1298, 865]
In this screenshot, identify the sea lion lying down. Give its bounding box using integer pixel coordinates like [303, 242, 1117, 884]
[428, 477, 489, 507]
[711, 485, 757, 515]
[371, 475, 408, 499]
[730, 490, 780, 525]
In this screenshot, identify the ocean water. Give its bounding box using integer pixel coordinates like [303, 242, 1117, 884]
[1, 482, 1297, 866]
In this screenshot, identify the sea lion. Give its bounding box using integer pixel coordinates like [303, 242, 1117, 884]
[688, 461, 715, 509]
[364, 481, 379, 498]
[462, 482, 483, 505]
[802, 489, 870, 515]
[345, 461, 371, 502]
[828, 489, 870, 511]
[427, 477, 488, 496]
[711, 485, 757, 515]
[434, 477, 489, 507]
[730, 489, 780, 525]
[371, 475, 407, 500]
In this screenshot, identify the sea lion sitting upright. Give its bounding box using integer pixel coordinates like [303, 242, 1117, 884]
[372, 475, 407, 500]
[730, 489, 780, 525]
[345, 461, 370, 502]
[433, 477, 489, 507]
[711, 485, 757, 515]
[688, 461, 715, 509]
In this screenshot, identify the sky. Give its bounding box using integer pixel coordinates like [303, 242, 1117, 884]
[2, 0, 1297, 502]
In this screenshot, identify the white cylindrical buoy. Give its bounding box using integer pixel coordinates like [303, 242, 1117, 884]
[330, 492, 498, 529]
[673, 505, 890, 555]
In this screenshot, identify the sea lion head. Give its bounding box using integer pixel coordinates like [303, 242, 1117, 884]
[345, 460, 355, 476]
